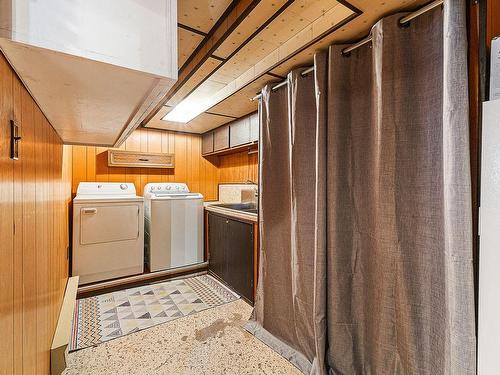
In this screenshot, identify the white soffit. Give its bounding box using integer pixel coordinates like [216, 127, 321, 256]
[0, 0, 177, 146]
[0, 41, 173, 145]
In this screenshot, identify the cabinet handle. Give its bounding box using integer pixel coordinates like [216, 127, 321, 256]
[10, 120, 21, 160]
[82, 208, 97, 214]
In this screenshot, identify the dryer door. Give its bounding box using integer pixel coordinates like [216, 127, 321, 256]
[80, 204, 140, 245]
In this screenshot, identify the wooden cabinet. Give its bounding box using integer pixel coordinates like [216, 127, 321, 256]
[208, 213, 227, 279]
[107, 149, 174, 168]
[250, 112, 259, 143]
[226, 218, 254, 301]
[202, 132, 214, 154]
[213, 125, 230, 151]
[208, 212, 254, 302]
[202, 112, 258, 156]
[230, 117, 251, 147]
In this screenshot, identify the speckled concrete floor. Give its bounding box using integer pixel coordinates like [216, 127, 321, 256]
[63, 299, 302, 375]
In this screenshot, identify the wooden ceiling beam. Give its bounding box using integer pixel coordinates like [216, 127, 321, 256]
[178, 23, 207, 37]
[166, 0, 295, 112]
[142, 0, 260, 126]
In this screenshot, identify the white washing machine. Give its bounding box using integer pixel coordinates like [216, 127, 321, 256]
[72, 182, 144, 285]
[144, 183, 203, 272]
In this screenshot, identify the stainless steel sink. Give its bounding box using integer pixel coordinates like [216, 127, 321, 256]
[212, 202, 257, 214]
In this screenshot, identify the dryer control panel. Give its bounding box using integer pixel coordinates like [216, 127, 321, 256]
[76, 182, 137, 197]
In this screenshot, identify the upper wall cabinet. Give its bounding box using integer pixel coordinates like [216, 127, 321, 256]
[0, 0, 177, 146]
[214, 125, 230, 152]
[202, 132, 214, 155]
[107, 150, 174, 169]
[202, 112, 258, 156]
[230, 117, 251, 148]
[249, 112, 259, 143]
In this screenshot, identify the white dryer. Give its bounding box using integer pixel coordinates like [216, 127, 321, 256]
[144, 183, 203, 272]
[72, 182, 144, 285]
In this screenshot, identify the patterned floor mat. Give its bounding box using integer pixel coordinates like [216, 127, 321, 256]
[69, 274, 239, 351]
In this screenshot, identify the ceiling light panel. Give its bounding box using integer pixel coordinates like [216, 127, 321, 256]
[166, 57, 222, 106]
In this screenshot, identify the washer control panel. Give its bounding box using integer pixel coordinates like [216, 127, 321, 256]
[145, 183, 189, 194]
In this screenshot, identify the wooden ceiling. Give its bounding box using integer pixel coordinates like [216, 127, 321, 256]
[145, 0, 431, 134]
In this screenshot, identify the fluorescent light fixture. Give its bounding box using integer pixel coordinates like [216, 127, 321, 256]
[162, 97, 208, 123]
[162, 79, 225, 123]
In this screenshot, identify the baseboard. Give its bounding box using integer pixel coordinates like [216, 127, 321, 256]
[51, 276, 79, 375]
[76, 261, 208, 296]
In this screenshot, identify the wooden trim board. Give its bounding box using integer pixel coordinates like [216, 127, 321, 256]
[50, 276, 79, 375]
[77, 262, 209, 295]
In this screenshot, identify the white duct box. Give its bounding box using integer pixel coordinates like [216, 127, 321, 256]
[491, 36, 500, 101]
[0, 0, 178, 146]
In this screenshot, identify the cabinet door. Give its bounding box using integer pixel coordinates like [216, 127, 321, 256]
[213, 125, 230, 151]
[226, 218, 254, 302]
[250, 112, 259, 142]
[208, 213, 227, 280]
[229, 117, 250, 147]
[202, 132, 214, 154]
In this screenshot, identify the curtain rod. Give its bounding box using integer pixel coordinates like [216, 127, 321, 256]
[251, 0, 443, 101]
[251, 66, 314, 101]
[342, 0, 443, 55]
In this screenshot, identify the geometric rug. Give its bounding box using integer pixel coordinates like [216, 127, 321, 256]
[69, 274, 239, 351]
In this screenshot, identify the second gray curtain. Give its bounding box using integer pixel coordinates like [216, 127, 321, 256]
[247, 68, 326, 374]
[325, 5, 475, 374]
[249, 1, 476, 374]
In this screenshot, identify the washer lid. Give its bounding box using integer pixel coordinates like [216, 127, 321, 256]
[148, 192, 203, 200]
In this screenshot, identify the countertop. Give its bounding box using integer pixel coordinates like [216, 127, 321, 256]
[204, 201, 258, 223]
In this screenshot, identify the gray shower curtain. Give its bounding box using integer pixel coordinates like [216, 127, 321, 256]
[247, 67, 325, 374]
[248, 1, 476, 374]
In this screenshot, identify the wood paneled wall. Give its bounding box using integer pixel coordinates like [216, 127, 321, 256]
[0, 52, 72, 375]
[71, 128, 220, 199]
[71, 128, 259, 201]
[218, 150, 258, 184]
